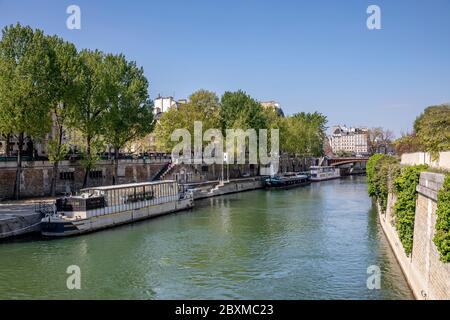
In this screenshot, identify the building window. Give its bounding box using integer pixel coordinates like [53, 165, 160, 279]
[89, 170, 103, 179]
[60, 171, 74, 181]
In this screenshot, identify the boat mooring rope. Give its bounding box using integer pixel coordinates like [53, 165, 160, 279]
[0, 221, 42, 237]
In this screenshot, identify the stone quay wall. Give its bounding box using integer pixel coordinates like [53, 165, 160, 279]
[401, 152, 450, 170]
[378, 172, 450, 300]
[0, 159, 169, 200]
[163, 156, 320, 183]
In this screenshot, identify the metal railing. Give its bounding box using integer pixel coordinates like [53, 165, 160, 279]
[34, 202, 56, 216]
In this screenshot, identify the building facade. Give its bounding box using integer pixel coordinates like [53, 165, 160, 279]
[328, 125, 369, 155]
[260, 101, 285, 117]
[153, 96, 188, 115]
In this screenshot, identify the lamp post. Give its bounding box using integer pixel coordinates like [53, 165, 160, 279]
[224, 152, 229, 182]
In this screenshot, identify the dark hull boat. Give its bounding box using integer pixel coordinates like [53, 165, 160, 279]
[264, 174, 311, 189]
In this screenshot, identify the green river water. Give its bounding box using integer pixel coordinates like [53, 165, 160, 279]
[0, 176, 413, 299]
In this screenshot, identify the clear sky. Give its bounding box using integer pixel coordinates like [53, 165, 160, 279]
[1, 0, 450, 135]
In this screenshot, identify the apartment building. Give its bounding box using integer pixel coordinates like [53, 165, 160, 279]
[328, 125, 369, 155]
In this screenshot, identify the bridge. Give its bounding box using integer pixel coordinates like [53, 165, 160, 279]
[327, 156, 370, 167]
[325, 156, 369, 176]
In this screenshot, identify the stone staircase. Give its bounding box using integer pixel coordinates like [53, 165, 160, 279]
[318, 157, 326, 167]
[208, 181, 225, 194]
[157, 163, 177, 181]
[152, 162, 173, 181]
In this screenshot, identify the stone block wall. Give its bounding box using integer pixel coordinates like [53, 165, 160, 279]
[379, 172, 450, 300]
[0, 159, 169, 199]
[401, 152, 450, 170]
[413, 173, 450, 299]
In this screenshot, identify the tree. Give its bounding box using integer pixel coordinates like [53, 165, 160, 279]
[220, 90, 269, 133]
[368, 127, 395, 155]
[102, 54, 154, 184]
[0, 24, 53, 199]
[154, 90, 221, 153]
[414, 104, 450, 158]
[393, 132, 423, 155]
[188, 89, 221, 118]
[280, 112, 327, 157]
[69, 49, 109, 188]
[219, 91, 270, 172]
[46, 35, 81, 196]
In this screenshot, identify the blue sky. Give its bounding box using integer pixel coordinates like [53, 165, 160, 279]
[1, 0, 450, 135]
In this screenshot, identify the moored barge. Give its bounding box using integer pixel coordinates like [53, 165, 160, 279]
[309, 166, 341, 182]
[264, 173, 311, 189]
[41, 180, 193, 237]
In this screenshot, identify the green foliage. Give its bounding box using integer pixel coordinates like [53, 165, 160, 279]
[220, 90, 268, 133]
[367, 155, 428, 256]
[393, 132, 424, 155]
[79, 138, 104, 170]
[414, 104, 450, 159]
[154, 90, 221, 152]
[434, 175, 450, 262]
[0, 23, 53, 141]
[68, 49, 110, 173]
[393, 165, 428, 256]
[280, 112, 327, 157]
[0, 23, 54, 198]
[102, 54, 154, 152]
[366, 154, 381, 197]
[47, 140, 68, 163]
[46, 35, 81, 165]
[366, 154, 400, 212]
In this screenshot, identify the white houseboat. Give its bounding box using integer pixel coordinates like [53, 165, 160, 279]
[41, 180, 193, 237]
[309, 166, 341, 182]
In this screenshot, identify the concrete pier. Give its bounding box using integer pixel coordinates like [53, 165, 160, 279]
[183, 177, 265, 200]
[0, 201, 50, 239]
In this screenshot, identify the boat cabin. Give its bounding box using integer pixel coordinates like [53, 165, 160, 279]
[56, 180, 182, 219]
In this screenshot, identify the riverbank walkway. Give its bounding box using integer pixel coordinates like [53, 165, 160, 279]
[0, 198, 54, 239]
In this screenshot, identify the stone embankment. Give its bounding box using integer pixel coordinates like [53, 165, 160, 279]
[0, 199, 54, 239]
[378, 171, 450, 300]
[184, 177, 265, 200]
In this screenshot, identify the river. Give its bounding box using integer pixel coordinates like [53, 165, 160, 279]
[0, 176, 413, 299]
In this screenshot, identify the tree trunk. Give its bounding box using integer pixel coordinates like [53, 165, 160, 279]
[51, 161, 59, 197]
[113, 148, 119, 185]
[14, 132, 24, 200]
[50, 126, 64, 197]
[6, 133, 11, 156]
[82, 139, 91, 188]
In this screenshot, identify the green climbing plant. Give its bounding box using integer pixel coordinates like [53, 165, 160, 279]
[367, 154, 385, 197]
[434, 174, 450, 263]
[366, 154, 400, 212]
[393, 165, 428, 256]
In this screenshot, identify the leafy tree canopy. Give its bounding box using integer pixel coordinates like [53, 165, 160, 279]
[0, 23, 53, 139]
[102, 53, 154, 152]
[220, 90, 268, 132]
[414, 104, 450, 158]
[280, 112, 327, 157]
[154, 90, 221, 152]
